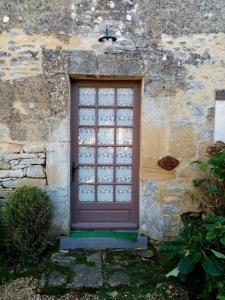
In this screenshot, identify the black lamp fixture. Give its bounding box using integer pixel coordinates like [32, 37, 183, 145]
[98, 25, 117, 43]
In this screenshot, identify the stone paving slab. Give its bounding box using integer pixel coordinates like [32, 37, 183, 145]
[40, 249, 156, 291]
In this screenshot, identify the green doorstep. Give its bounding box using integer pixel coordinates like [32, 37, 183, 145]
[70, 231, 138, 241]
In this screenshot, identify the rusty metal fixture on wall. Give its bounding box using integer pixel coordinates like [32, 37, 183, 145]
[157, 156, 179, 171]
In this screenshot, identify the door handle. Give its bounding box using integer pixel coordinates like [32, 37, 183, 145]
[72, 162, 78, 183]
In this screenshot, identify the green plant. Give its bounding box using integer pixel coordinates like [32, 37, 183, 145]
[161, 214, 225, 299]
[3, 187, 53, 257]
[0, 207, 6, 253]
[192, 148, 225, 215]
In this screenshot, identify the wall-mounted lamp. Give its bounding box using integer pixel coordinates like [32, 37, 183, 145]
[98, 25, 117, 46]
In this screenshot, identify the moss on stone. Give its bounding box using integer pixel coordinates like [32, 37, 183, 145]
[46, 261, 75, 279]
[74, 253, 96, 267]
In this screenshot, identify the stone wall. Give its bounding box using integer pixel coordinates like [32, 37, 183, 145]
[0, 143, 46, 203]
[0, 0, 225, 240]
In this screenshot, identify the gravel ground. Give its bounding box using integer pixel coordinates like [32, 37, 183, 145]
[0, 277, 188, 300]
[0, 277, 98, 300]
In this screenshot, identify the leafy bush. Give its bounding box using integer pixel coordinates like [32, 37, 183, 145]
[161, 214, 225, 299]
[192, 144, 225, 215]
[0, 207, 6, 253]
[3, 187, 53, 257]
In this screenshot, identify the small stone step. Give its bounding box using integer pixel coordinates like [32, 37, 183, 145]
[60, 236, 148, 250]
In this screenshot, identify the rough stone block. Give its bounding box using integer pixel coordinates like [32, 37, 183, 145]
[11, 164, 28, 170]
[3, 153, 36, 161]
[68, 50, 98, 75]
[169, 126, 196, 158]
[0, 189, 12, 198]
[0, 161, 11, 170]
[67, 264, 103, 289]
[107, 271, 130, 287]
[2, 178, 46, 188]
[23, 143, 45, 153]
[0, 169, 23, 178]
[27, 165, 45, 178]
[46, 142, 70, 188]
[19, 158, 45, 165]
[10, 160, 19, 166]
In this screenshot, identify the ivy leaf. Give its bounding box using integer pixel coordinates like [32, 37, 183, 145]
[166, 266, 179, 278]
[200, 162, 209, 172]
[201, 256, 224, 276]
[192, 179, 206, 187]
[220, 237, 225, 246]
[207, 185, 219, 194]
[178, 256, 195, 275]
[210, 249, 225, 259]
[206, 231, 217, 241]
[192, 251, 202, 263]
[217, 295, 225, 300]
[207, 215, 225, 224]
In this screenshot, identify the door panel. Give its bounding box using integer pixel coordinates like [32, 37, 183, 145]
[71, 80, 141, 229]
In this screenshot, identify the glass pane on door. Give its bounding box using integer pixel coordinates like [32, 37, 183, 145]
[79, 147, 95, 164]
[115, 185, 132, 202]
[98, 128, 114, 145]
[117, 88, 133, 106]
[98, 109, 114, 125]
[98, 88, 114, 106]
[116, 109, 133, 126]
[98, 147, 114, 164]
[79, 108, 95, 126]
[79, 185, 95, 202]
[79, 88, 96, 106]
[97, 185, 113, 202]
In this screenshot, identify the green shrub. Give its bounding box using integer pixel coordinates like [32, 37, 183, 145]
[192, 147, 225, 215]
[0, 207, 6, 253]
[3, 187, 53, 257]
[161, 214, 225, 299]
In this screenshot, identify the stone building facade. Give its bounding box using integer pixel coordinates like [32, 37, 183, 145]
[0, 0, 225, 240]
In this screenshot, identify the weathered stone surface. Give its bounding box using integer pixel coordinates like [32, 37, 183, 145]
[27, 165, 45, 178]
[3, 153, 36, 161]
[86, 252, 102, 266]
[0, 161, 10, 170]
[40, 270, 68, 289]
[0, 169, 23, 179]
[40, 250, 189, 294]
[23, 143, 45, 153]
[11, 164, 29, 170]
[0, 189, 11, 199]
[67, 264, 103, 289]
[106, 271, 130, 288]
[46, 142, 70, 188]
[136, 249, 155, 259]
[2, 178, 46, 188]
[48, 271, 68, 287]
[19, 158, 45, 165]
[51, 252, 75, 264]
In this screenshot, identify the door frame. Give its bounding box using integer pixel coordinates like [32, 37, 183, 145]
[70, 79, 141, 230]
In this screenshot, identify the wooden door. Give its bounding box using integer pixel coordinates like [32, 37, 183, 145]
[71, 80, 141, 229]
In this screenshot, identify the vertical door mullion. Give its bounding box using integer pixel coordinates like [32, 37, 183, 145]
[113, 88, 117, 202]
[94, 87, 98, 202]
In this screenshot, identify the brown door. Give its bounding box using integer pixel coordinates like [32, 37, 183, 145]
[71, 80, 141, 229]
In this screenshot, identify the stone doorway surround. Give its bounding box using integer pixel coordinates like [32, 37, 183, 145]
[40, 47, 186, 240]
[42, 48, 148, 236]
